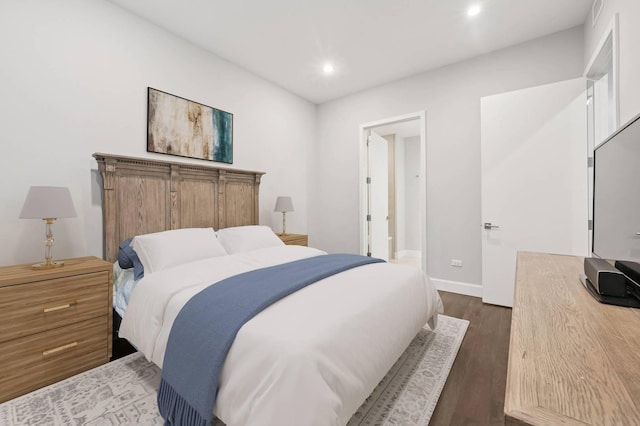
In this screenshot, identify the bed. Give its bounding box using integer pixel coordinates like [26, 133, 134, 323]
[94, 153, 443, 426]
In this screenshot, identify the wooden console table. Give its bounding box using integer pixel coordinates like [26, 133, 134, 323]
[505, 252, 640, 425]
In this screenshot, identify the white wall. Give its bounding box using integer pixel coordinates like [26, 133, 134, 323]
[584, 0, 640, 126]
[310, 27, 584, 288]
[0, 0, 315, 266]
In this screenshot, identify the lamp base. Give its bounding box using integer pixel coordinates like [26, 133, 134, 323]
[31, 260, 65, 270]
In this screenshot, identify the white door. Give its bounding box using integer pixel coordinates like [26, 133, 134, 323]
[368, 131, 389, 261]
[481, 78, 588, 307]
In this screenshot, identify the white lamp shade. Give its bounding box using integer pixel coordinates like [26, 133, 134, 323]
[19, 186, 77, 219]
[274, 196, 294, 213]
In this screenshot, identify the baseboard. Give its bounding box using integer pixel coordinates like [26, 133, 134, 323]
[431, 278, 482, 298]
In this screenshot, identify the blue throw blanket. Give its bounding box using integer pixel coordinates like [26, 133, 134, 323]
[157, 253, 384, 426]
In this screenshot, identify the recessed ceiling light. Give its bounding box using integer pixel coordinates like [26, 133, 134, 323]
[322, 63, 335, 75]
[467, 4, 481, 17]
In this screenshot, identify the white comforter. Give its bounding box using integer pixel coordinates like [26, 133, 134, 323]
[120, 246, 443, 426]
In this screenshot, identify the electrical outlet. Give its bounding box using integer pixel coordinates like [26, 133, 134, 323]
[451, 259, 463, 267]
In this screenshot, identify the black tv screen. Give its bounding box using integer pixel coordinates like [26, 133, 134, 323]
[592, 112, 640, 262]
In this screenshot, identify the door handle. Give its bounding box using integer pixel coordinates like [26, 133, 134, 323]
[484, 222, 500, 230]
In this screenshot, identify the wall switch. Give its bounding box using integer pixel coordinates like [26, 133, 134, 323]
[451, 259, 463, 267]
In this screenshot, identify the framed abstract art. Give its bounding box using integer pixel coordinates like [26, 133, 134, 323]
[147, 87, 233, 164]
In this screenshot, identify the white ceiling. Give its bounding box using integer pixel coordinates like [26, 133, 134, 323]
[106, 0, 591, 104]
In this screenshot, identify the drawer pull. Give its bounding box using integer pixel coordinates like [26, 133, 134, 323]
[43, 302, 77, 313]
[42, 341, 78, 357]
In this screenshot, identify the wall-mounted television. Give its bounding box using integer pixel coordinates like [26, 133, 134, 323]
[592, 112, 640, 262]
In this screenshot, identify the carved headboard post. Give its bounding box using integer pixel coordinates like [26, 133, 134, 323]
[254, 174, 262, 226]
[93, 153, 265, 263]
[170, 164, 180, 230]
[218, 170, 227, 229]
[97, 158, 118, 263]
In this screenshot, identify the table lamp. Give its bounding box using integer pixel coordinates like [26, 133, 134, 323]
[19, 186, 77, 270]
[274, 196, 294, 235]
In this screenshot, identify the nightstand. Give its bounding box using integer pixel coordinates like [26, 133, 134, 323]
[278, 233, 308, 246]
[0, 256, 112, 402]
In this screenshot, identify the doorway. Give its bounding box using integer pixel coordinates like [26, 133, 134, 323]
[359, 112, 427, 272]
[480, 78, 588, 307]
[585, 13, 619, 254]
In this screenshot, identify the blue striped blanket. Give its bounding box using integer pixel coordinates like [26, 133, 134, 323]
[157, 253, 384, 426]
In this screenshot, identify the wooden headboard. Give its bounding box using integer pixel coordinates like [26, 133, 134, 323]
[94, 153, 265, 263]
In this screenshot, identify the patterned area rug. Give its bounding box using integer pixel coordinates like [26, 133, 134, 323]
[0, 315, 468, 426]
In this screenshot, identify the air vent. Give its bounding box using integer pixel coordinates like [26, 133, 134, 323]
[592, 0, 604, 27]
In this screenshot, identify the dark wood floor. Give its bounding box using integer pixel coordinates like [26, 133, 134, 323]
[429, 291, 512, 426]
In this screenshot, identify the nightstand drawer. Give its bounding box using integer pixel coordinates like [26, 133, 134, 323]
[0, 271, 108, 343]
[0, 316, 109, 403]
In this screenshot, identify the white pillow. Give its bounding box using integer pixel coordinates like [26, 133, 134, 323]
[216, 225, 284, 254]
[131, 227, 227, 275]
